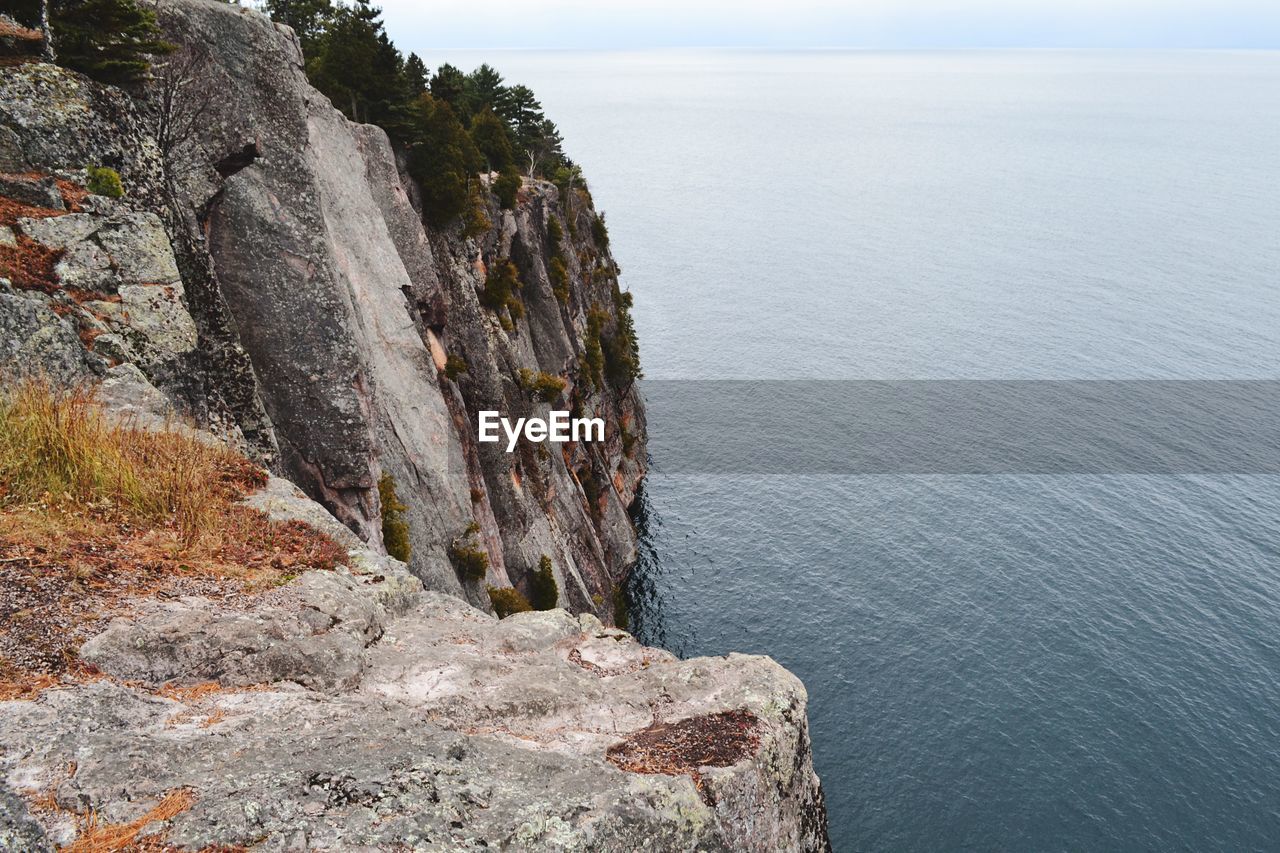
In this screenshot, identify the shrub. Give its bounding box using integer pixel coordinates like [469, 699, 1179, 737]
[444, 353, 468, 380]
[530, 555, 558, 610]
[590, 212, 610, 250]
[612, 584, 630, 630]
[579, 465, 601, 518]
[583, 310, 606, 390]
[517, 368, 566, 403]
[449, 535, 489, 582]
[493, 167, 521, 210]
[462, 185, 491, 238]
[546, 214, 564, 247]
[548, 256, 569, 304]
[488, 585, 532, 618]
[480, 258, 524, 328]
[86, 165, 124, 199]
[377, 473, 411, 563]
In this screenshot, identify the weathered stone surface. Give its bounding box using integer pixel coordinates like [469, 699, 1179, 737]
[0, 173, 62, 210]
[0, 291, 100, 381]
[80, 549, 423, 692]
[0, 126, 27, 173]
[5, 581, 828, 851]
[0, 61, 165, 206]
[0, 785, 51, 853]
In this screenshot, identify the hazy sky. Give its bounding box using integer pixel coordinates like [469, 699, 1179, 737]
[376, 0, 1280, 50]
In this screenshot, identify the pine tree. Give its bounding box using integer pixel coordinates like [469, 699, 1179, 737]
[465, 63, 508, 116]
[429, 63, 468, 121]
[49, 0, 172, 85]
[469, 107, 515, 172]
[404, 52, 428, 95]
[406, 93, 483, 226]
[263, 0, 334, 55]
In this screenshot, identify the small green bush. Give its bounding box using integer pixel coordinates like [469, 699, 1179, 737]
[548, 256, 569, 304]
[462, 185, 491, 238]
[612, 584, 630, 630]
[480, 259, 524, 328]
[494, 167, 521, 209]
[488, 585, 532, 618]
[378, 473, 411, 563]
[621, 423, 637, 457]
[86, 166, 124, 199]
[590, 212, 610, 250]
[518, 368, 566, 403]
[449, 534, 489, 582]
[444, 354, 468, 381]
[579, 465, 601, 518]
[582, 310, 606, 390]
[546, 215, 564, 246]
[530, 555, 558, 610]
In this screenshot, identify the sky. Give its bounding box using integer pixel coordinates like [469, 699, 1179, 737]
[375, 0, 1280, 50]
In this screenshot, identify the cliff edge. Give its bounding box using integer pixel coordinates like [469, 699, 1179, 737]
[0, 1, 830, 849]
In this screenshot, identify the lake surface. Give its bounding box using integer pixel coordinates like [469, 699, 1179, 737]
[434, 49, 1280, 850]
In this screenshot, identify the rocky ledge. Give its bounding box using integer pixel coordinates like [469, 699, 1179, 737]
[0, 470, 828, 851]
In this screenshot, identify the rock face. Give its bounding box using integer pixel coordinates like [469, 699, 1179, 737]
[0, 0, 831, 847]
[157, 0, 646, 618]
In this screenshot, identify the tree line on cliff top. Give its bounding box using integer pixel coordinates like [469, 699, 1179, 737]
[11, 0, 577, 227]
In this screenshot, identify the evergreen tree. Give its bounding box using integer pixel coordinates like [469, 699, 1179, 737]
[49, 0, 172, 85]
[530, 555, 558, 611]
[404, 52, 428, 95]
[406, 93, 483, 226]
[303, 0, 411, 137]
[429, 63, 469, 121]
[464, 63, 508, 116]
[304, 1, 379, 121]
[263, 0, 334, 55]
[469, 107, 514, 172]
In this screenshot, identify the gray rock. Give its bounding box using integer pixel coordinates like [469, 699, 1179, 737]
[0, 292, 99, 381]
[0, 173, 63, 210]
[0, 125, 28, 172]
[3, 589, 828, 851]
[0, 785, 52, 853]
[158, 0, 645, 619]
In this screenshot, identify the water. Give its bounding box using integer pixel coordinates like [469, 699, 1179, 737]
[430, 49, 1280, 850]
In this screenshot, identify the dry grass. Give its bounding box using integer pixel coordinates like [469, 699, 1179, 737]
[66, 789, 195, 853]
[0, 379, 265, 543]
[0, 379, 348, 695]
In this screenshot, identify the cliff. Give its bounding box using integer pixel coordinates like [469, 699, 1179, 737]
[0, 1, 830, 849]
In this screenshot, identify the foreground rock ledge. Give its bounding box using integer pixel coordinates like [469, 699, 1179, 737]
[1, 547, 829, 851]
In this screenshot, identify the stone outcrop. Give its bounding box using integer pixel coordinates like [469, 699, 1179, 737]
[1, 476, 828, 851]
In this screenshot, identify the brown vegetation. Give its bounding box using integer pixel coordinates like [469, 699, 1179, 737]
[606, 710, 762, 801]
[0, 379, 346, 698]
[65, 789, 195, 853]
